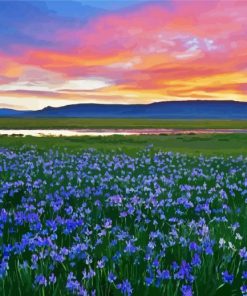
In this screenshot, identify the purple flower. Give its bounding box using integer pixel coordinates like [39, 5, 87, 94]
[83, 268, 96, 280]
[240, 247, 247, 260]
[88, 269, 96, 279]
[66, 274, 80, 292]
[152, 258, 159, 268]
[241, 285, 247, 295]
[97, 259, 105, 269]
[181, 285, 193, 296]
[242, 271, 247, 280]
[0, 259, 8, 279]
[191, 253, 201, 267]
[108, 195, 122, 205]
[117, 280, 133, 295]
[124, 241, 137, 254]
[49, 273, 56, 284]
[157, 269, 171, 280]
[35, 274, 47, 286]
[174, 261, 193, 282]
[222, 271, 234, 284]
[205, 245, 213, 256]
[171, 261, 179, 271]
[103, 218, 112, 229]
[145, 276, 153, 286]
[120, 211, 128, 218]
[107, 272, 117, 283]
[189, 242, 198, 252]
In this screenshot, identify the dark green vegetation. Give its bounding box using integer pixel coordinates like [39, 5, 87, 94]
[1, 118, 247, 129]
[1, 133, 247, 156]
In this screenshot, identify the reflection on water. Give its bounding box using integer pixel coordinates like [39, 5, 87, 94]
[0, 129, 247, 137]
[0, 129, 143, 137]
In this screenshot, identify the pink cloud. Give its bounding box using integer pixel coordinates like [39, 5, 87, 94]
[1, 0, 247, 107]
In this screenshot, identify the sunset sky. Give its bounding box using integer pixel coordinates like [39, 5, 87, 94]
[0, 0, 247, 110]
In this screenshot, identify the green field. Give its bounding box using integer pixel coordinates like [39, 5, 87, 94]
[1, 132, 247, 295]
[1, 118, 247, 129]
[1, 143, 247, 295]
[1, 133, 247, 156]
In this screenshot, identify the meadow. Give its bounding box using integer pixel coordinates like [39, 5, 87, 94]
[1, 135, 247, 295]
[1, 118, 247, 130]
[1, 133, 247, 156]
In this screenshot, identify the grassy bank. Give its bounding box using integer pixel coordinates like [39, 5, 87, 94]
[1, 133, 247, 156]
[1, 118, 247, 129]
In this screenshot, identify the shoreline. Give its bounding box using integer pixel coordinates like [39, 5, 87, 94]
[1, 128, 247, 137]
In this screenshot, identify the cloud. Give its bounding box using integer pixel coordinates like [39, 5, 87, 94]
[1, 0, 247, 108]
[0, 77, 111, 92]
[60, 78, 112, 91]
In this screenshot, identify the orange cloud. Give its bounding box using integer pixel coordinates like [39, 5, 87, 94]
[1, 0, 247, 109]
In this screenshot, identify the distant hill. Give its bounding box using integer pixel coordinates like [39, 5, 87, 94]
[0, 108, 25, 117]
[1, 101, 247, 119]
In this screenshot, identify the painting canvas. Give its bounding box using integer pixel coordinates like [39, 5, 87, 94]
[0, 1, 247, 295]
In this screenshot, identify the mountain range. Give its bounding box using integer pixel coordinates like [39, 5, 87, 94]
[1, 101, 247, 119]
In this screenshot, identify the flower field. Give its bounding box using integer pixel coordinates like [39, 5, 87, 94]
[0, 146, 247, 295]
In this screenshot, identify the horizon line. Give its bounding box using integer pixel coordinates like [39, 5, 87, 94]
[1, 98, 246, 112]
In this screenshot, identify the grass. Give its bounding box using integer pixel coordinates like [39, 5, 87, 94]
[0, 146, 247, 295]
[1, 133, 247, 156]
[1, 118, 247, 129]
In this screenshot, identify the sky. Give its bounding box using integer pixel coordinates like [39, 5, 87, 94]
[0, 0, 247, 110]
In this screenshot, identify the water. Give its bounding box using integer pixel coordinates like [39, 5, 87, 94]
[1, 129, 247, 137]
